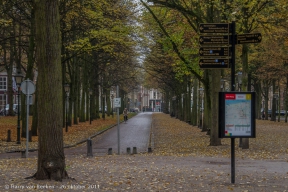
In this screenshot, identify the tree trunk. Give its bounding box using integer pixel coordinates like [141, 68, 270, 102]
[86, 90, 89, 121]
[241, 43, 250, 149]
[95, 84, 100, 119]
[186, 80, 191, 123]
[271, 80, 276, 121]
[285, 76, 288, 122]
[80, 87, 86, 122]
[31, 88, 38, 136]
[34, 0, 68, 181]
[163, 90, 169, 114]
[106, 89, 111, 117]
[202, 71, 210, 133]
[254, 82, 262, 120]
[191, 79, 198, 126]
[28, 8, 37, 136]
[209, 69, 221, 146]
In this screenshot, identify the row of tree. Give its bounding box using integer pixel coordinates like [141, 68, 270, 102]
[139, 0, 288, 148]
[0, 0, 142, 181]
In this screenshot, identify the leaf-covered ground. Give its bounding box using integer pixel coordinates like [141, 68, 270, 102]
[0, 112, 287, 158]
[0, 114, 135, 153]
[152, 113, 288, 160]
[0, 113, 287, 192]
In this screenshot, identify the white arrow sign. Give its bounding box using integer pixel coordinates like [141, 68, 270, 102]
[114, 98, 121, 108]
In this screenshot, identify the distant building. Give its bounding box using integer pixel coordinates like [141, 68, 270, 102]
[131, 86, 162, 112]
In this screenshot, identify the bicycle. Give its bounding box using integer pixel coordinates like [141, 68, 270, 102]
[124, 115, 128, 123]
[0, 109, 6, 116]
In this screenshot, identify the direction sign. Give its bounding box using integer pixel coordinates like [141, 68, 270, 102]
[114, 98, 121, 108]
[199, 23, 231, 33]
[236, 33, 262, 44]
[199, 35, 231, 45]
[199, 58, 231, 68]
[199, 47, 230, 57]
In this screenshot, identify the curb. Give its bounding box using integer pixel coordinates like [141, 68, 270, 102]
[147, 115, 154, 153]
[4, 114, 138, 154]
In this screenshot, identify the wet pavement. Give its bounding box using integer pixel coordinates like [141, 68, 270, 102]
[0, 112, 152, 158]
[68, 112, 152, 156]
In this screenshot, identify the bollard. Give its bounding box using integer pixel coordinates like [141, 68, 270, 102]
[29, 131, 32, 142]
[148, 147, 152, 153]
[21, 151, 26, 158]
[108, 148, 112, 155]
[6, 130, 11, 142]
[87, 138, 93, 157]
[132, 147, 137, 154]
[126, 147, 131, 154]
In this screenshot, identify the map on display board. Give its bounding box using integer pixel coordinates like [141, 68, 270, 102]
[219, 92, 255, 138]
[225, 94, 251, 136]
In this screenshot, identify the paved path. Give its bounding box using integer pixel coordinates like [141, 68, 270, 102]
[0, 112, 152, 158]
[84, 112, 152, 155]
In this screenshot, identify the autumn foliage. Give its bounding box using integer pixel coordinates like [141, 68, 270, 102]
[0, 114, 133, 153]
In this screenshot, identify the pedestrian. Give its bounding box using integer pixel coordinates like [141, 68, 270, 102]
[123, 108, 128, 122]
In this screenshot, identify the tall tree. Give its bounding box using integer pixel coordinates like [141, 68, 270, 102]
[34, 0, 68, 181]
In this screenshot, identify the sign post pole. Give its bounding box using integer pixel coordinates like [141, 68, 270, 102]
[26, 81, 29, 158]
[201, 21, 261, 184]
[20, 78, 35, 159]
[117, 85, 120, 155]
[230, 21, 236, 184]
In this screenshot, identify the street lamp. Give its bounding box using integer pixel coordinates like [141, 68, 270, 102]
[64, 83, 70, 132]
[111, 93, 114, 118]
[15, 72, 23, 144]
[198, 87, 204, 129]
[89, 89, 92, 124]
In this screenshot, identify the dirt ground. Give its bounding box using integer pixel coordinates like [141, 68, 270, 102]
[0, 113, 287, 191]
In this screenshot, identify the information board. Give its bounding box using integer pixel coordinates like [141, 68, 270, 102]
[219, 92, 256, 138]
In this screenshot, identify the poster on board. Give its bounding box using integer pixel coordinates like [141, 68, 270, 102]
[219, 92, 256, 138]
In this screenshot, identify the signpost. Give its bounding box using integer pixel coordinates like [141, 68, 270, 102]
[199, 23, 231, 69]
[199, 22, 262, 183]
[199, 58, 231, 68]
[115, 86, 120, 155]
[199, 35, 231, 45]
[199, 23, 231, 33]
[114, 95, 121, 154]
[236, 33, 262, 44]
[114, 98, 121, 108]
[199, 47, 230, 57]
[20, 79, 35, 158]
[199, 23, 262, 69]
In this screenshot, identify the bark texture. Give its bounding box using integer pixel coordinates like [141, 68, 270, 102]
[34, 0, 68, 181]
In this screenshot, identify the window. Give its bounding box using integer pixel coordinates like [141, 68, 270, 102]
[0, 77, 7, 90]
[0, 94, 5, 109]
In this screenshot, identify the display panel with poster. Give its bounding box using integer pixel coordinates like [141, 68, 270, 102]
[219, 92, 256, 138]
